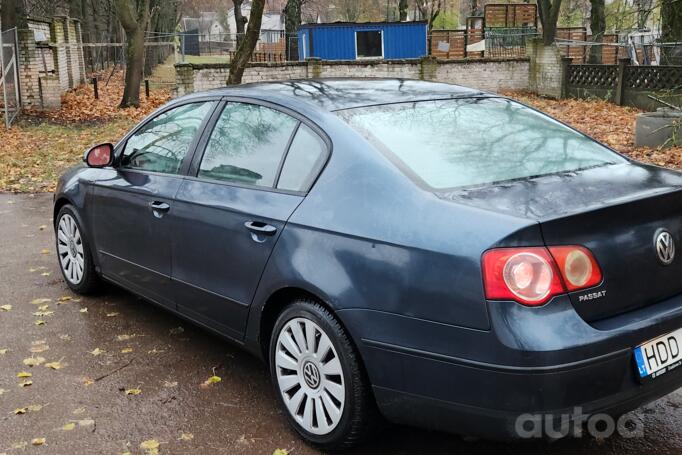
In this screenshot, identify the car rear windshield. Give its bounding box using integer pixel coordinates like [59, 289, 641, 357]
[338, 98, 626, 190]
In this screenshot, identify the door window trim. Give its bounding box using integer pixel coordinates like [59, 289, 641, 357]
[113, 97, 221, 177]
[187, 96, 332, 195]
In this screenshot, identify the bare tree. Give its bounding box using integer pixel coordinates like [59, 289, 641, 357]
[284, 0, 302, 60]
[399, 0, 409, 20]
[661, 0, 682, 64]
[537, 0, 563, 45]
[469, 0, 479, 16]
[114, 0, 152, 107]
[228, 0, 265, 84]
[417, 0, 444, 31]
[233, 0, 248, 47]
[416, 0, 443, 54]
[588, 0, 605, 63]
[336, 0, 362, 21]
[1, 0, 25, 30]
[633, 0, 655, 29]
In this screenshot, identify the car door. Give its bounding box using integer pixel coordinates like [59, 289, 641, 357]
[169, 99, 330, 338]
[89, 100, 216, 308]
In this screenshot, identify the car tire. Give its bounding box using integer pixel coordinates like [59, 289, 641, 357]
[269, 298, 377, 450]
[55, 204, 102, 295]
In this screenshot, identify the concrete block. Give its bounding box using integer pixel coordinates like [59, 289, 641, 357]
[635, 109, 682, 148]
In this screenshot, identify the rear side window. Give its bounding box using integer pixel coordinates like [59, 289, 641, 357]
[199, 102, 298, 187]
[277, 124, 327, 192]
[338, 98, 626, 189]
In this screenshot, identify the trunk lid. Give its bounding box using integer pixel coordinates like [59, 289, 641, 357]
[438, 163, 682, 322]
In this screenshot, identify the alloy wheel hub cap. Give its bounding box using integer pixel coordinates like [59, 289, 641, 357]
[57, 214, 85, 285]
[275, 317, 345, 435]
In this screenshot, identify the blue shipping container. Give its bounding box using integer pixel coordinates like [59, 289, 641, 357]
[298, 21, 427, 61]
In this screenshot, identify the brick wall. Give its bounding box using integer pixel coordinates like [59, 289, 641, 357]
[527, 38, 571, 99]
[17, 29, 41, 107]
[18, 16, 85, 109]
[50, 18, 70, 91]
[40, 76, 62, 110]
[27, 20, 50, 43]
[176, 57, 531, 97]
[64, 17, 85, 87]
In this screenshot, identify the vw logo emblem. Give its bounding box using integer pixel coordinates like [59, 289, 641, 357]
[655, 230, 675, 266]
[302, 361, 320, 389]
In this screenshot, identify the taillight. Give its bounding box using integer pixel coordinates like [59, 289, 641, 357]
[547, 246, 602, 291]
[482, 246, 602, 306]
[482, 248, 564, 306]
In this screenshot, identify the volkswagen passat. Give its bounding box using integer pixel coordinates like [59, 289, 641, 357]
[54, 79, 682, 449]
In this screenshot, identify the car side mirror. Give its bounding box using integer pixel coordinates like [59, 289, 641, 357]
[84, 143, 114, 168]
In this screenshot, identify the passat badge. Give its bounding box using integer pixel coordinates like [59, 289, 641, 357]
[655, 230, 675, 266]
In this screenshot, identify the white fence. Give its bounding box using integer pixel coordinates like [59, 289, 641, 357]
[0, 28, 21, 128]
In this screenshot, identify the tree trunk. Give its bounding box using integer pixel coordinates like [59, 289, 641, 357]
[114, 0, 150, 108]
[284, 0, 301, 60]
[121, 27, 145, 107]
[228, 0, 265, 85]
[1, 0, 24, 31]
[588, 0, 605, 64]
[417, 0, 442, 54]
[469, 0, 479, 16]
[661, 0, 682, 64]
[145, 12, 159, 76]
[538, 0, 563, 45]
[635, 0, 653, 29]
[233, 0, 248, 48]
[399, 0, 409, 21]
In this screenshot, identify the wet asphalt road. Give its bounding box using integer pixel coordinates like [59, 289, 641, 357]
[1, 192, 681, 455]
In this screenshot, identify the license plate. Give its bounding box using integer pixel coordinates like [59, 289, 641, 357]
[634, 327, 682, 381]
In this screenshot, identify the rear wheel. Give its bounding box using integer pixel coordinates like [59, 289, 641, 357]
[269, 299, 376, 450]
[55, 205, 101, 294]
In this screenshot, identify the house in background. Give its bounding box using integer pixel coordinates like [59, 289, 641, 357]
[225, 0, 285, 39]
[181, 1, 286, 55]
[297, 21, 428, 61]
[181, 12, 226, 42]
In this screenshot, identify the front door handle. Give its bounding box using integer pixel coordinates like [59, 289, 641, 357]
[149, 201, 170, 218]
[244, 221, 277, 240]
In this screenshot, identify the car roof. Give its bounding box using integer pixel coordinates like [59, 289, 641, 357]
[181, 78, 489, 112]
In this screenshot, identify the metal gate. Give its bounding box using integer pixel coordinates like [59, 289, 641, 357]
[0, 28, 21, 128]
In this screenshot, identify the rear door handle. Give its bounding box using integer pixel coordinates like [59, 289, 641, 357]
[245, 221, 277, 238]
[149, 201, 170, 217]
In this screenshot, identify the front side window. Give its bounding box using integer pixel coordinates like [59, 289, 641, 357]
[339, 98, 626, 189]
[198, 102, 298, 187]
[121, 102, 213, 174]
[356, 30, 383, 59]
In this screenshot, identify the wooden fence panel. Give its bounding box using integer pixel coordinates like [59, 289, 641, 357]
[484, 4, 537, 28]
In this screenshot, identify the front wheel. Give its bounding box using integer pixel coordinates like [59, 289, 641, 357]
[269, 299, 377, 450]
[55, 205, 101, 294]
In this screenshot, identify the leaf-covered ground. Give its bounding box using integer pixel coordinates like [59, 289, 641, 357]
[0, 72, 170, 193]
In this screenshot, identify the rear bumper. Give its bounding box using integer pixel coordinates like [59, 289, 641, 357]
[337, 294, 682, 439]
[365, 341, 682, 439]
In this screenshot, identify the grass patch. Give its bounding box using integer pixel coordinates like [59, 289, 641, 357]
[0, 70, 170, 193]
[0, 118, 134, 193]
